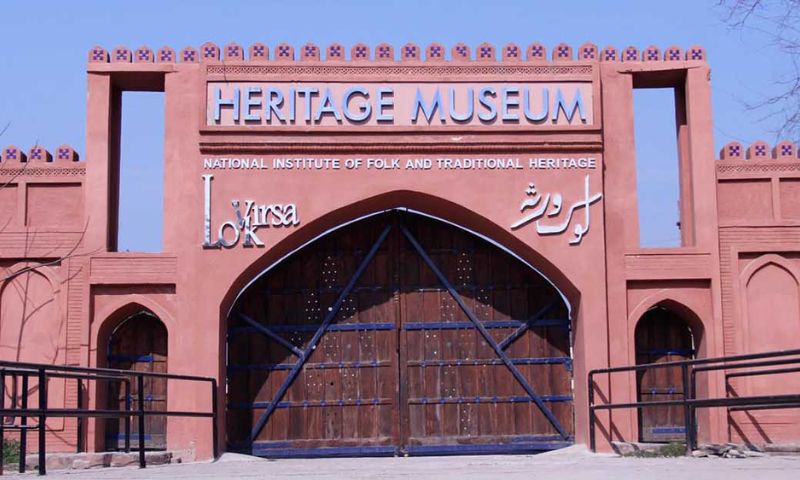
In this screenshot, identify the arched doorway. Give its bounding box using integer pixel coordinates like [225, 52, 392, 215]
[635, 305, 697, 443]
[105, 310, 168, 450]
[227, 210, 573, 457]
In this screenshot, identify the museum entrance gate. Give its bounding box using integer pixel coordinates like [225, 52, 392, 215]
[227, 211, 574, 457]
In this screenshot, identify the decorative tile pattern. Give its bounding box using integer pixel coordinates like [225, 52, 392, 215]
[775, 141, 796, 159]
[180, 47, 198, 63]
[134, 46, 153, 63]
[376, 43, 393, 61]
[720, 142, 743, 159]
[452, 43, 470, 60]
[276, 43, 294, 60]
[402, 43, 419, 60]
[157, 46, 175, 63]
[301, 43, 320, 60]
[664, 46, 682, 61]
[578, 43, 597, 60]
[89, 46, 108, 62]
[2, 146, 26, 163]
[327, 43, 344, 60]
[553, 43, 572, 60]
[502, 43, 520, 61]
[28, 147, 51, 162]
[623, 46, 639, 61]
[112, 46, 131, 63]
[477, 42, 494, 60]
[527, 43, 546, 60]
[602, 46, 617, 61]
[352, 43, 370, 60]
[748, 141, 769, 159]
[686, 45, 705, 61]
[250, 43, 268, 60]
[56, 145, 78, 162]
[200, 42, 220, 62]
[426, 43, 445, 61]
[644, 45, 660, 61]
[224, 42, 244, 61]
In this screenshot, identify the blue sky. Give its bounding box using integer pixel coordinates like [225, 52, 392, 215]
[0, 0, 791, 250]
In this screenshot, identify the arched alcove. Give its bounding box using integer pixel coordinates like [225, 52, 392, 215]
[100, 308, 168, 451]
[634, 304, 700, 443]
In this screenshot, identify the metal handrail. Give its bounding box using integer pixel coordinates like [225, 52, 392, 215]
[0, 360, 218, 476]
[588, 348, 800, 452]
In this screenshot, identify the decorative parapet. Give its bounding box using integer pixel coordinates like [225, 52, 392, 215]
[1, 144, 81, 165]
[87, 42, 708, 64]
[717, 140, 800, 176]
[718, 141, 798, 161]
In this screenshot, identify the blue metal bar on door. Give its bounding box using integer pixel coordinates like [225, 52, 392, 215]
[400, 224, 570, 440]
[406, 357, 572, 368]
[237, 312, 303, 357]
[246, 224, 393, 443]
[228, 359, 389, 372]
[406, 395, 572, 404]
[230, 322, 395, 335]
[402, 319, 568, 330]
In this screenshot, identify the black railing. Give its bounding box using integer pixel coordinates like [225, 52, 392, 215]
[0, 360, 217, 475]
[588, 348, 800, 452]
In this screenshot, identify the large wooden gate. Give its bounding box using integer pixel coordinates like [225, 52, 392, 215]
[227, 212, 573, 457]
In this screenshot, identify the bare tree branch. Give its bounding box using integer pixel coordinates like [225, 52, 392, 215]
[718, 0, 800, 140]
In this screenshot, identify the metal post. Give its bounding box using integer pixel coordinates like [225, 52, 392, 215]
[689, 368, 697, 451]
[588, 372, 596, 452]
[124, 380, 131, 453]
[76, 378, 83, 453]
[20, 374, 28, 473]
[681, 364, 691, 455]
[137, 374, 146, 469]
[211, 379, 218, 460]
[1, 370, 5, 476]
[37, 369, 47, 476]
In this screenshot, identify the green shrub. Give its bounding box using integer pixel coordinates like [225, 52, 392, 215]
[2, 438, 21, 465]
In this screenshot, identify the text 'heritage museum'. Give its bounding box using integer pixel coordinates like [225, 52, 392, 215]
[0, 40, 799, 460]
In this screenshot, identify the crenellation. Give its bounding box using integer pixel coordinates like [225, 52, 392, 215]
[300, 43, 320, 61]
[2, 145, 27, 163]
[643, 45, 660, 62]
[134, 46, 153, 63]
[401, 42, 420, 61]
[200, 42, 220, 62]
[502, 43, 521, 62]
[747, 140, 770, 160]
[85, 42, 711, 65]
[578, 43, 598, 61]
[375, 43, 394, 62]
[157, 46, 175, 63]
[351, 43, 370, 61]
[601, 45, 617, 62]
[622, 46, 639, 62]
[717, 140, 799, 161]
[553, 42, 572, 61]
[111, 46, 131, 63]
[224, 42, 244, 61]
[28, 146, 52, 162]
[476, 42, 495, 61]
[275, 43, 294, 60]
[249, 42, 269, 61]
[180, 46, 198, 63]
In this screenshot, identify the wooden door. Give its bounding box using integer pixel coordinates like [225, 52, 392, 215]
[635, 307, 694, 443]
[227, 212, 573, 456]
[106, 312, 168, 450]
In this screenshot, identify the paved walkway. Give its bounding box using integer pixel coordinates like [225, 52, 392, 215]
[16, 446, 800, 479]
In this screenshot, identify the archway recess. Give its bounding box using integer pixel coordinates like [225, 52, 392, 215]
[226, 210, 574, 457]
[104, 309, 168, 451]
[635, 305, 699, 443]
